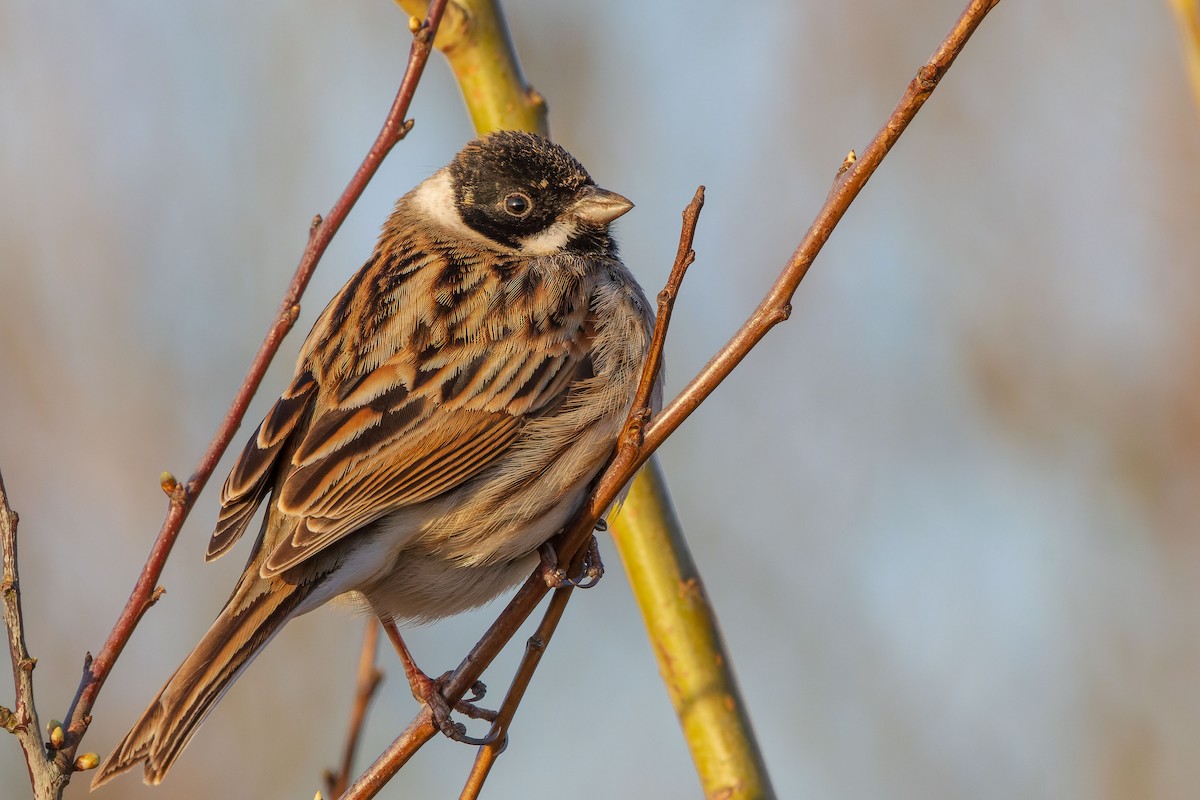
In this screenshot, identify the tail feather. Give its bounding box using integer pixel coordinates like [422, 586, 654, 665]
[91, 569, 323, 789]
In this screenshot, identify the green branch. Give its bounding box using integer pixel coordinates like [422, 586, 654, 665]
[391, 2, 769, 796]
[610, 461, 775, 799]
[394, 0, 548, 135]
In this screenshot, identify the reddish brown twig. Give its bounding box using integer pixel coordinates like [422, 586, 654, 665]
[642, 0, 1002, 456]
[324, 621, 384, 799]
[54, 0, 451, 772]
[458, 585, 574, 800]
[632, 185, 704, 438]
[343, 0, 1001, 793]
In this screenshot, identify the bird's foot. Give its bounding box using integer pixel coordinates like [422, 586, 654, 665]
[539, 534, 604, 590]
[410, 670, 500, 746]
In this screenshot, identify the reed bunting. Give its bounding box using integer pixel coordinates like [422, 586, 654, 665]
[93, 131, 657, 788]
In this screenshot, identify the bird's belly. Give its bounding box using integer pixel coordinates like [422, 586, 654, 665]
[350, 409, 622, 623]
[357, 546, 542, 624]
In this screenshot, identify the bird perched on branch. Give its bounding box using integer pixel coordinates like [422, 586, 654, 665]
[93, 130, 656, 788]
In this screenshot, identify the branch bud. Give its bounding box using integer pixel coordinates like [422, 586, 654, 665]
[74, 752, 100, 771]
[836, 150, 858, 180]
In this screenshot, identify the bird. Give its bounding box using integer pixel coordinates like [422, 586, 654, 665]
[91, 130, 657, 788]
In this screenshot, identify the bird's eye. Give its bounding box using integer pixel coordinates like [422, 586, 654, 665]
[503, 192, 532, 217]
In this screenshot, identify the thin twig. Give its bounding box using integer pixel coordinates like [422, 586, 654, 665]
[0, 471, 59, 797]
[324, 621, 384, 799]
[343, 0, 1001, 793]
[629, 185, 705, 444]
[55, 0, 451, 771]
[458, 585, 572, 799]
[641, 0, 1002, 457]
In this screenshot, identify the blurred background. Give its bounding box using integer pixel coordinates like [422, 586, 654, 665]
[3, 1, 1199, 798]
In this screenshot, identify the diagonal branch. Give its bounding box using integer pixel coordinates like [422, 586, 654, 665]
[54, 0, 452, 774]
[642, 0, 1003, 456]
[1168, 0, 1200, 115]
[457, 585, 572, 800]
[341, 0, 1002, 795]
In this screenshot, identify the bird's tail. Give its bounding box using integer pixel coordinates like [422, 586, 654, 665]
[90, 566, 325, 789]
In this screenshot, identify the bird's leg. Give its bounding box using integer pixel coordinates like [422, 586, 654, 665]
[379, 618, 499, 746]
[539, 526, 605, 590]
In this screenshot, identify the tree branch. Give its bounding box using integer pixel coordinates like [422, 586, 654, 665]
[610, 460, 775, 798]
[1168, 0, 1200, 115]
[642, 0, 1003, 457]
[457, 585, 572, 800]
[394, 0, 549, 136]
[0, 471, 60, 797]
[324, 621, 384, 799]
[53, 0, 452, 777]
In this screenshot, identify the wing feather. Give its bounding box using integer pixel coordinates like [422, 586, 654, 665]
[261, 410, 521, 576]
[206, 371, 317, 561]
[210, 233, 595, 577]
[261, 348, 586, 577]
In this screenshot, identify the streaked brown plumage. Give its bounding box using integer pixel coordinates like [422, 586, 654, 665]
[92, 131, 656, 788]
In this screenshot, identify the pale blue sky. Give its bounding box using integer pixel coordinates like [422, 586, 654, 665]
[3, 2, 1199, 798]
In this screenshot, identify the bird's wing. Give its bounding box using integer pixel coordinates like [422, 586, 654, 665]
[263, 339, 585, 576]
[206, 262, 591, 576]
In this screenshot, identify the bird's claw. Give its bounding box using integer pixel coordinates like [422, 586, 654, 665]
[417, 672, 500, 746]
[539, 536, 605, 590]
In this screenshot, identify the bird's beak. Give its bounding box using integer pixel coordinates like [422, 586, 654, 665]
[571, 185, 634, 225]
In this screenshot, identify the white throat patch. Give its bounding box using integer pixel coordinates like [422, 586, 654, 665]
[517, 219, 578, 256]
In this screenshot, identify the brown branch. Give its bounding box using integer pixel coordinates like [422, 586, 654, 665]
[630, 185, 705, 442]
[641, 0, 1002, 458]
[340, 713, 436, 799]
[54, 0, 452, 773]
[342, 0, 1001, 794]
[394, 0, 549, 136]
[0, 471, 59, 797]
[324, 621, 384, 799]
[458, 585, 573, 800]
